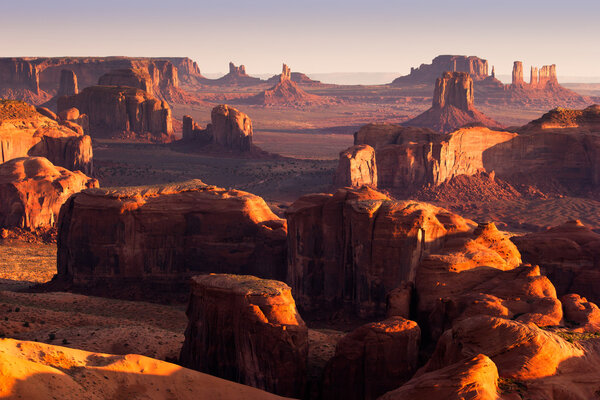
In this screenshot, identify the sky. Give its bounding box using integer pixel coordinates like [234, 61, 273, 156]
[2, 0, 599, 79]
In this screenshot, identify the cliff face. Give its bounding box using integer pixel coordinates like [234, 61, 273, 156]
[58, 69, 78, 97]
[392, 55, 489, 85]
[0, 100, 93, 174]
[333, 144, 377, 188]
[57, 86, 173, 142]
[405, 72, 504, 133]
[179, 274, 308, 398]
[0, 157, 97, 229]
[0, 58, 39, 93]
[208, 104, 253, 151]
[98, 68, 154, 94]
[56, 180, 288, 295]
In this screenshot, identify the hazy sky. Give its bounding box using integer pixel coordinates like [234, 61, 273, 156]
[2, 0, 599, 77]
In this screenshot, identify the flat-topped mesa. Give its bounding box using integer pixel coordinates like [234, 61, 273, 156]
[57, 86, 173, 142]
[0, 100, 93, 174]
[97, 68, 154, 95]
[0, 58, 40, 93]
[512, 61, 525, 86]
[432, 71, 474, 110]
[58, 69, 78, 97]
[208, 104, 253, 151]
[56, 180, 288, 298]
[392, 55, 489, 85]
[0, 157, 98, 230]
[179, 274, 308, 398]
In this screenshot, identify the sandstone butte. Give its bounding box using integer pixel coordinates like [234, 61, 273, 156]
[0, 337, 291, 400]
[57, 85, 174, 142]
[337, 104, 600, 195]
[0, 100, 93, 175]
[206, 62, 263, 86]
[0, 157, 97, 230]
[55, 180, 287, 298]
[285, 186, 476, 318]
[179, 274, 308, 398]
[246, 63, 328, 106]
[182, 104, 258, 153]
[333, 144, 377, 188]
[511, 220, 600, 304]
[403, 71, 504, 133]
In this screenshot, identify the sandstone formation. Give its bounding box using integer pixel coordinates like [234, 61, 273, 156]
[179, 274, 308, 398]
[161, 57, 206, 84]
[321, 317, 420, 400]
[247, 64, 327, 106]
[352, 124, 516, 194]
[512, 61, 524, 86]
[286, 186, 474, 317]
[561, 294, 600, 332]
[0, 100, 93, 174]
[97, 68, 153, 94]
[378, 354, 499, 400]
[209, 104, 253, 151]
[56, 180, 287, 296]
[182, 114, 204, 141]
[511, 220, 600, 303]
[333, 144, 377, 188]
[0, 337, 290, 400]
[209, 62, 263, 85]
[57, 86, 173, 142]
[57, 69, 78, 97]
[0, 157, 97, 230]
[391, 55, 489, 85]
[266, 70, 321, 85]
[404, 72, 504, 133]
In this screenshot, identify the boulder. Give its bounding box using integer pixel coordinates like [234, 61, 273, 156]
[57, 69, 78, 97]
[0, 157, 97, 230]
[0, 337, 290, 400]
[286, 186, 474, 317]
[378, 354, 499, 400]
[511, 220, 600, 303]
[561, 294, 600, 332]
[0, 100, 93, 174]
[209, 104, 253, 151]
[179, 274, 308, 398]
[321, 317, 420, 400]
[56, 180, 287, 297]
[403, 72, 504, 133]
[57, 85, 173, 142]
[333, 144, 377, 188]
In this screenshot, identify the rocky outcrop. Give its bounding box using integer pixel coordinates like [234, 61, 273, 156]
[57, 86, 173, 142]
[209, 62, 263, 86]
[0, 157, 97, 229]
[321, 317, 420, 400]
[530, 66, 539, 86]
[58, 69, 78, 97]
[511, 220, 600, 304]
[404, 72, 504, 133]
[378, 354, 499, 400]
[209, 104, 253, 151]
[353, 124, 516, 194]
[512, 61, 524, 86]
[391, 55, 489, 85]
[0, 337, 290, 400]
[286, 186, 474, 317]
[162, 57, 205, 84]
[246, 64, 327, 106]
[56, 180, 287, 296]
[0, 100, 93, 174]
[333, 144, 377, 188]
[0, 58, 40, 93]
[97, 68, 153, 94]
[179, 274, 308, 398]
[561, 294, 600, 332]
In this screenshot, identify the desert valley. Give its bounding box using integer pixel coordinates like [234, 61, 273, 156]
[1, 3, 600, 398]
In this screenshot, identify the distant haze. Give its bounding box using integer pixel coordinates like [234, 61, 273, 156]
[2, 0, 600, 81]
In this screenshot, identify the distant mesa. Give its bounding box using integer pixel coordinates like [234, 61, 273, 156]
[245, 63, 328, 106]
[57, 84, 174, 142]
[392, 55, 490, 85]
[265, 68, 321, 85]
[205, 62, 263, 86]
[404, 71, 504, 133]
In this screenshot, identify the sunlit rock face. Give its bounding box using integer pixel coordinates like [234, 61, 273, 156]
[179, 274, 308, 398]
[333, 144, 377, 188]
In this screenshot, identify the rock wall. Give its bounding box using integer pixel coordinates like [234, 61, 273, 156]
[0, 58, 39, 93]
[57, 86, 173, 141]
[285, 186, 474, 317]
[0, 157, 97, 229]
[58, 70, 78, 97]
[0, 100, 93, 174]
[208, 104, 253, 151]
[56, 180, 288, 295]
[333, 144, 377, 188]
[179, 274, 308, 397]
[97, 68, 154, 94]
